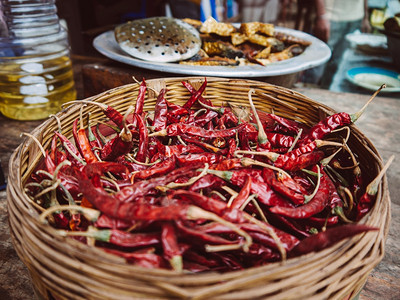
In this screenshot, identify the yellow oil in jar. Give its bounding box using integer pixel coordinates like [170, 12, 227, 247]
[0, 55, 76, 120]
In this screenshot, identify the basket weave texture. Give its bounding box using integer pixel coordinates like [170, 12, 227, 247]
[7, 77, 390, 300]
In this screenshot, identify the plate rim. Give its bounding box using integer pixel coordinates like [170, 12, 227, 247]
[93, 27, 331, 78]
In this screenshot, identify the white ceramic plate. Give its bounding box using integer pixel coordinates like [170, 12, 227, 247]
[93, 27, 331, 78]
[345, 32, 388, 54]
[346, 67, 400, 92]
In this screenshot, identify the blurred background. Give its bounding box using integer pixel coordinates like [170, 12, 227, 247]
[55, 0, 400, 95]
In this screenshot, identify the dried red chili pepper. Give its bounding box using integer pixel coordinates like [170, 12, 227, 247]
[183, 250, 220, 268]
[355, 155, 394, 221]
[227, 138, 237, 158]
[289, 224, 378, 257]
[161, 222, 183, 272]
[248, 89, 270, 149]
[213, 158, 242, 170]
[264, 113, 307, 136]
[68, 100, 126, 129]
[229, 175, 252, 210]
[134, 78, 147, 116]
[103, 248, 166, 269]
[100, 127, 133, 161]
[166, 100, 189, 120]
[43, 156, 81, 198]
[101, 106, 134, 161]
[182, 78, 207, 109]
[173, 190, 246, 223]
[87, 122, 102, 150]
[176, 153, 222, 166]
[266, 132, 295, 148]
[95, 214, 135, 229]
[270, 167, 330, 219]
[188, 174, 225, 192]
[175, 220, 237, 245]
[153, 88, 168, 131]
[194, 110, 219, 127]
[54, 131, 85, 166]
[262, 168, 305, 205]
[73, 119, 98, 164]
[164, 144, 204, 157]
[299, 86, 385, 146]
[206, 168, 291, 207]
[272, 150, 325, 172]
[83, 161, 129, 180]
[181, 135, 223, 153]
[135, 113, 149, 162]
[216, 110, 239, 129]
[134, 156, 176, 180]
[181, 79, 212, 106]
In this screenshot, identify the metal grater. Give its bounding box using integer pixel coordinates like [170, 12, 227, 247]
[114, 17, 201, 63]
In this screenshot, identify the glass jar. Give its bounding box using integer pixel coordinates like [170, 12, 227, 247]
[0, 0, 76, 120]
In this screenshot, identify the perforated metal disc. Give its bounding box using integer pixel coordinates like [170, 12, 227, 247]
[114, 17, 201, 63]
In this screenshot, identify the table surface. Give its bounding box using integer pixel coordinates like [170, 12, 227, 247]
[1, 60, 399, 300]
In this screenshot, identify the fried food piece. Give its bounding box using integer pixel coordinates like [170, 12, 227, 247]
[182, 18, 203, 29]
[248, 34, 274, 47]
[254, 46, 271, 59]
[231, 33, 248, 46]
[180, 56, 239, 66]
[203, 41, 244, 58]
[200, 17, 237, 36]
[274, 32, 312, 46]
[255, 44, 299, 65]
[240, 22, 274, 37]
[188, 49, 209, 61]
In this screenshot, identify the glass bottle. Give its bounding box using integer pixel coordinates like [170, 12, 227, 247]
[0, 0, 76, 120]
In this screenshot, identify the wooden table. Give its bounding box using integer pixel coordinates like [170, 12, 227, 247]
[1, 59, 399, 299]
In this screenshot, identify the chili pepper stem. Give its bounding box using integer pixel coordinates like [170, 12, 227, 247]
[314, 139, 344, 148]
[320, 148, 345, 167]
[240, 157, 291, 178]
[21, 133, 46, 158]
[287, 128, 303, 152]
[366, 155, 394, 196]
[34, 179, 60, 199]
[49, 114, 63, 133]
[186, 206, 252, 253]
[170, 255, 183, 273]
[304, 165, 321, 203]
[205, 168, 233, 181]
[325, 165, 349, 187]
[63, 142, 86, 166]
[58, 226, 112, 242]
[235, 149, 278, 162]
[351, 84, 385, 123]
[239, 194, 258, 210]
[248, 89, 268, 145]
[341, 186, 354, 212]
[159, 164, 209, 191]
[40, 205, 100, 224]
[198, 100, 225, 114]
[205, 244, 244, 252]
[243, 214, 287, 260]
[149, 129, 167, 137]
[333, 206, 353, 223]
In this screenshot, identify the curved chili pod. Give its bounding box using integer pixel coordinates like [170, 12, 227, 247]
[289, 224, 378, 257]
[269, 171, 330, 219]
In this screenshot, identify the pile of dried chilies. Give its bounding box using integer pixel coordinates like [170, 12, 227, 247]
[24, 79, 392, 273]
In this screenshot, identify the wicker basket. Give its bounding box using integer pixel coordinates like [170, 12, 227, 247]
[7, 77, 390, 300]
